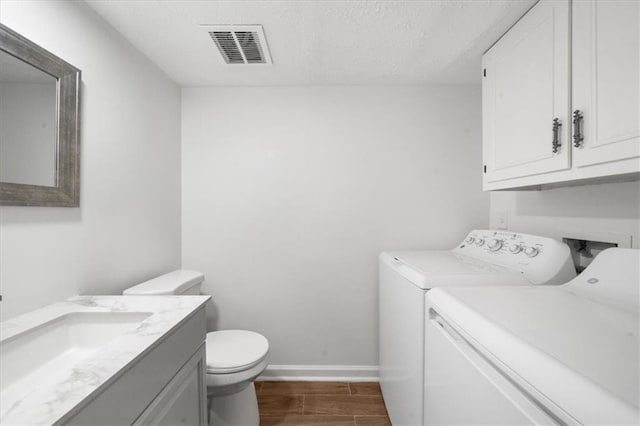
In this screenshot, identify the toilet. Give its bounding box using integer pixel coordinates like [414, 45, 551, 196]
[123, 270, 269, 426]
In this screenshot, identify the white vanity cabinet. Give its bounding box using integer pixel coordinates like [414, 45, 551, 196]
[133, 346, 207, 426]
[483, 0, 639, 190]
[0, 296, 210, 426]
[64, 307, 208, 426]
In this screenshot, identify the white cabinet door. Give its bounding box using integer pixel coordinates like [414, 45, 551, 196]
[134, 346, 207, 426]
[483, 0, 570, 185]
[572, 0, 640, 169]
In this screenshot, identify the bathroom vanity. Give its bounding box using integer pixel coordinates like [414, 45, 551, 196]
[0, 295, 210, 425]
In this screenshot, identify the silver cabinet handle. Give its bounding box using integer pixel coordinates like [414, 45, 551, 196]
[572, 110, 584, 148]
[552, 118, 562, 154]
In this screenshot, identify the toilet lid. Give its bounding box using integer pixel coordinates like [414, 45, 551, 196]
[205, 330, 269, 374]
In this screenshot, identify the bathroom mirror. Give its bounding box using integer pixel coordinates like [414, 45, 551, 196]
[0, 23, 80, 207]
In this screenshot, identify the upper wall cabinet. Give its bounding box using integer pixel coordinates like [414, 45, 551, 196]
[482, 0, 570, 185]
[482, 0, 639, 191]
[572, 0, 639, 169]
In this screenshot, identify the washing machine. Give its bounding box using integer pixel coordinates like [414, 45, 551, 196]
[378, 230, 576, 426]
[424, 247, 639, 425]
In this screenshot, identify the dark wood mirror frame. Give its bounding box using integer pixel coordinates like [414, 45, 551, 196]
[0, 23, 81, 207]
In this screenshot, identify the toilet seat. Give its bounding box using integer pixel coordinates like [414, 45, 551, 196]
[205, 330, 269, 374]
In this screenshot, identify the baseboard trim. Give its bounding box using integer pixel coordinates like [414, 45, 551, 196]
[258, 365, 379, 382]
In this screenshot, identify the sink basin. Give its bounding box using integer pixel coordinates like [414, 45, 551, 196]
[1, 312, 150, 407]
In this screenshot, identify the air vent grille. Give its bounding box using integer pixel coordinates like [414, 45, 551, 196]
[235, 32, 264, 63]
[205, 25, 272, 65]
[210, 32, 244, 64]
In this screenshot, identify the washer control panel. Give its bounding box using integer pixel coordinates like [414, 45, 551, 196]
[453, 230, 575, 285]
[460, 231, 545, 258]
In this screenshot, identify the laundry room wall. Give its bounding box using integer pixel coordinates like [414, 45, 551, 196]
[490, 180, 640, 248]
[0, 0, 182, 320]
[182, 86, 489, 372]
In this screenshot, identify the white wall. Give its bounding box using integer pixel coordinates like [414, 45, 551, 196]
[0, 1, 182, 320]
[490, 180, 640, 248]
[182, 86, 489, 367]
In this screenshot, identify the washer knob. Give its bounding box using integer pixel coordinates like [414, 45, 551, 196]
[524, 246, 540, 257]
[465, 236, 475, 244]
[487, 239, 503, 251]
[509, 244, 523, 254]
[475, 238, 485, 247]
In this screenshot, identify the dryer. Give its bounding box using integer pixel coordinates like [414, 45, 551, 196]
[379, 230, 576, 426]
[424, 248, 639, 425]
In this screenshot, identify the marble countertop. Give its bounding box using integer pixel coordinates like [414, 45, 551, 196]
[0, 295, 210, 425]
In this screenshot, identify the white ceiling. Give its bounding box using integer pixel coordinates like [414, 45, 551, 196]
[85, 0, 535, 87]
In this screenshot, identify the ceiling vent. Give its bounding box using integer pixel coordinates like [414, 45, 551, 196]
[203, 25, 272, 65]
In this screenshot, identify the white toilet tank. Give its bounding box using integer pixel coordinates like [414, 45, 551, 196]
[123, 270, 204, 295]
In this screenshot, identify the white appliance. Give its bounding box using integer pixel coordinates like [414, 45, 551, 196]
[425, 247, 639, 425]
[379, 230, 576, 426]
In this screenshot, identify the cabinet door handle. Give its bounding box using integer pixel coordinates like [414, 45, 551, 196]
[572, 110, 584, 148]
[552, 118, 562, 153]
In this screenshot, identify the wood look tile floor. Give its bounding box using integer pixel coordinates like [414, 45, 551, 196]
[256, 381, 391, 426]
